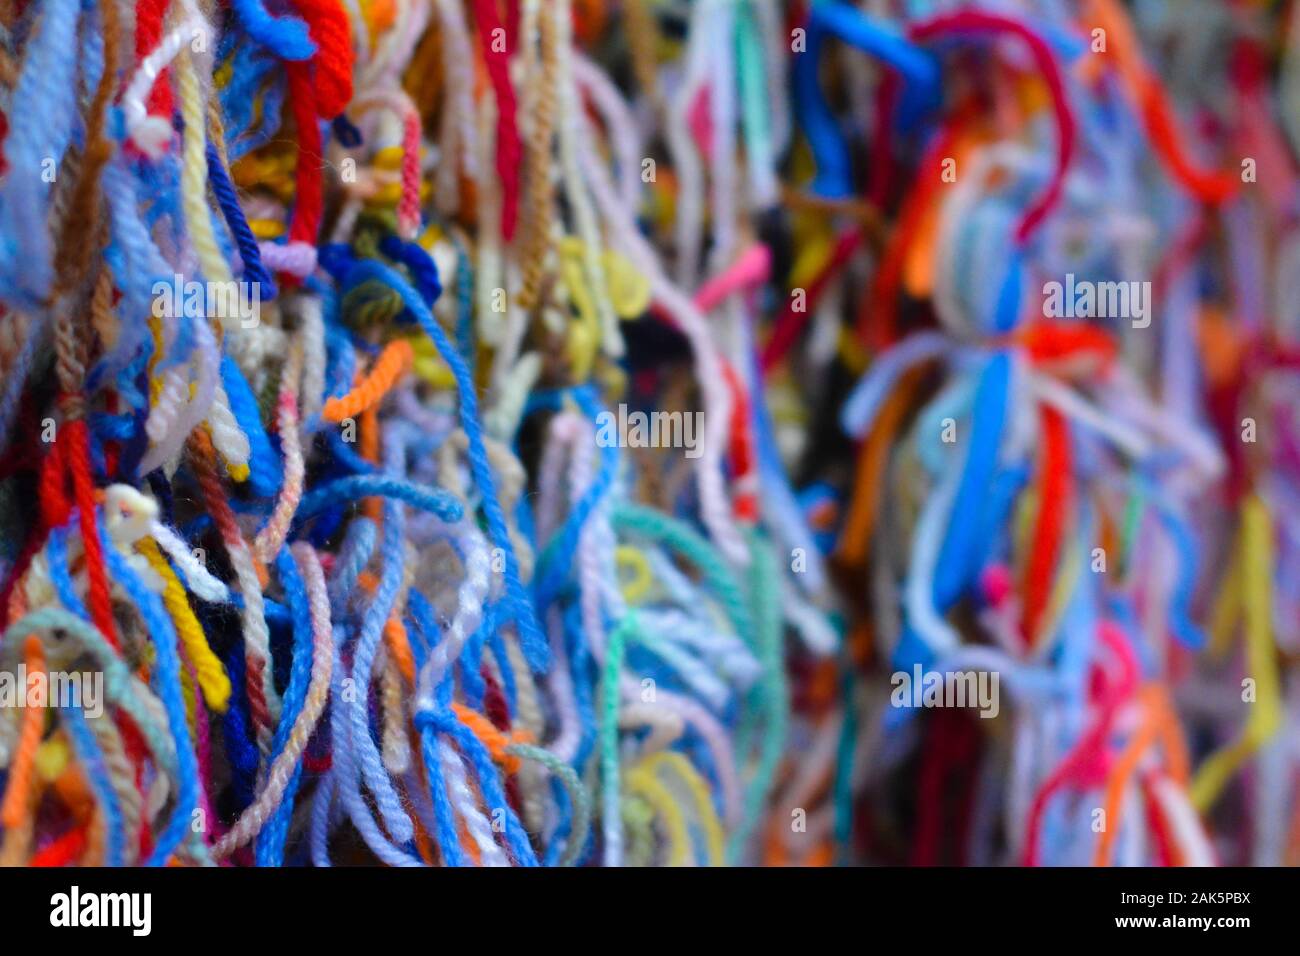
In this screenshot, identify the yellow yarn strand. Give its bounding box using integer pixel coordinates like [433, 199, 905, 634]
[641, 751, 726, 866]
[139, 537, 233, 713]
[1189, 495, 1283, 810]
[625, 761, 693, 866]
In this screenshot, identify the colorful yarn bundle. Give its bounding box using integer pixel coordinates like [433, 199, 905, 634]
[0, 0, 1296, 869]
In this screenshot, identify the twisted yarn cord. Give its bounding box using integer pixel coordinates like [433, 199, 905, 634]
[516, 0, 559, 313]
[214, 543, 333, 857]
